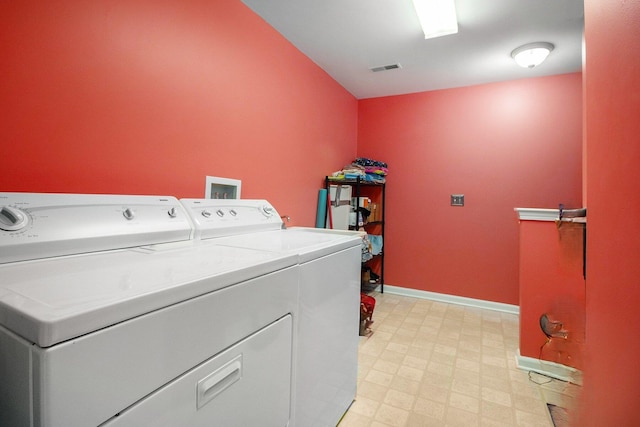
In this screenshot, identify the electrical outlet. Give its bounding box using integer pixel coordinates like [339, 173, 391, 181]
[451, 194, 464, 206]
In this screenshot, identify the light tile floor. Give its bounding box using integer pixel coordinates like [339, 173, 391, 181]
[339, 292, 580, 427]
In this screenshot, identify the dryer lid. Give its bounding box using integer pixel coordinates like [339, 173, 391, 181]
[0, 242, 296, 347]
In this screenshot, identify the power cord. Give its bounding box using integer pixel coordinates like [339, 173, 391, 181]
[528, 370, 553, 385]
[528, 338, 554, 385]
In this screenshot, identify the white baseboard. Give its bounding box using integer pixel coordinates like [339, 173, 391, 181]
[515, 350, 583, 385]
[381, 285, 519, 315]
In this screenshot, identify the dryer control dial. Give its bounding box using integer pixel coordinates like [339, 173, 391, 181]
[0, 206, 29, 231]
[123, 208, 135, 220]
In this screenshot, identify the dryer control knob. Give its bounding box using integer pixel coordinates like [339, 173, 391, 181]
[202, 210, 212, 218]
[123, 208, 135, 220]
[168, 207, 178, 218]
[261, 205, 274, 217]
[0, 206, 29, 231]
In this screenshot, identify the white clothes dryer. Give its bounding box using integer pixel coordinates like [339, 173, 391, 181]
[180, 198, 362, 427]
[0, 193, 298, 427]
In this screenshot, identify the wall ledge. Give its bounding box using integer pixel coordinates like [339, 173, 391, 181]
[514, 208, 559, 221]
[515, 350, 583, 385]
[382, 285, 519, 315]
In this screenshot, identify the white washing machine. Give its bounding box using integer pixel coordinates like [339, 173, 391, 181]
[0, 193, 299, 427]
[180, 199, 362, 427]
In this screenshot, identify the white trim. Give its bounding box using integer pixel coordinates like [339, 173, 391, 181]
[514, 208, 559, 221]
[382, 285, 519, 315]
[515, 350, 583, 385]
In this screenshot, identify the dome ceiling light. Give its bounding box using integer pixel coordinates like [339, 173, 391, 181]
[511, 42, 555, 68]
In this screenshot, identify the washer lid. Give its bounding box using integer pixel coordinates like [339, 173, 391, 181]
[212, 227, 362, 263]
[0, 242, 297, 347]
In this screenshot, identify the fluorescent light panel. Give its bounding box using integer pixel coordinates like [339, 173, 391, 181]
[411, 0, 458, 40]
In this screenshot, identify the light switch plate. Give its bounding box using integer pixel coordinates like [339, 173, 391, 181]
[451, 194, 464, 206]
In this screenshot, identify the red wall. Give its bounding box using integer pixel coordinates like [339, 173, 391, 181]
[518, 220, 585, 370]
[358, 74, 583, 305]
[0, 0, 357, 227]
[580, 0, 640, 424]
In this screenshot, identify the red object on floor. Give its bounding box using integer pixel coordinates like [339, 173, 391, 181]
[361, 293, 376, 316]
[360, 293, 376, 336]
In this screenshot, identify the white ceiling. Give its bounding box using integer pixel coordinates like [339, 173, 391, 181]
[241, 0, 584, 99]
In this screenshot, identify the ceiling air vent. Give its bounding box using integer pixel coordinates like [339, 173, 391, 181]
[370, 63, 402, 72]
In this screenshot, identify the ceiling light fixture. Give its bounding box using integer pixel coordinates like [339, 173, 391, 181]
[511, 42, 555, 68]
[411, 0, 458, 40]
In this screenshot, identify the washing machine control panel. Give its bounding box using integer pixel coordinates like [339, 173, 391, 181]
[180, 199, 283, 239]
[0, 193, 193, 264]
